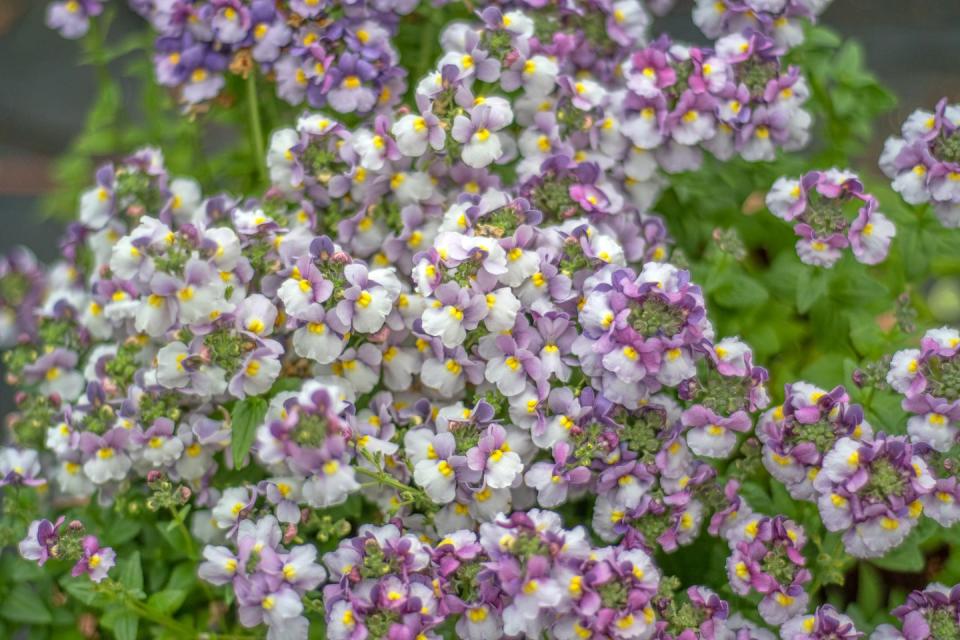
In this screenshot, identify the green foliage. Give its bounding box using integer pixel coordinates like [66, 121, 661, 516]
[231, 396, 269, 470]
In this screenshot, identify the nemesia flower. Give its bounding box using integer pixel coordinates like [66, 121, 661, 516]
[71, 535, 116, 583]
[882, 98, 960, 227]
[726, 515, 810, 625]
[758, 383, 871, 500]
[782, 605, 862, 640]
[766, 169, 894, 268]
[813, 434, 935, 558]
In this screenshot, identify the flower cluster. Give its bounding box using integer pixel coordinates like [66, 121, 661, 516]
[758, 382, 871, 500]
[693, 0, 833, 51]
[20, 517, 117, 583]
[873, 583, 960, 640]
[782, 605, 862, 640]
[766, 169, 895, 267]
[813, 433, 934, 558]
[55, 0, 414, 111]
[621, 31, 811, 173]
[725, 514, 810, 624]
[199, 514, 327, 639]
[881, 98, 960, 227]
[319, 508, 769, 640]
[888, 327, 960, 453]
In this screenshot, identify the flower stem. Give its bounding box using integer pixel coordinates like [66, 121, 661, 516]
[354, 465, 423, 499]
[168, 509, 198, 561]
[245, 71, 268, 186]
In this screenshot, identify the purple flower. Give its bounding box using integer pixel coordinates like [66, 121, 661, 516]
[814, 434, 935, 558]
[19, 517, 64, 566]
[523, 441, 591, 507]
[0, 448, 46, 487]
[726, 516, 810, 625]
[782, 605, 862, 640]
[71, 536, 116, 583]
[757, 382, 870, 500]
[887, 583, 960, 640]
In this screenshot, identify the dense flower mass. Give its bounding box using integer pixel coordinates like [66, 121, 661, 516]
[11, 0, 960, 639]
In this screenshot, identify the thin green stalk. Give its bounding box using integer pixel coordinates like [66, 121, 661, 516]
[245, 71, 268, 185]
[125, 598, 196, 636]
[354, 465, 425, 500]
[84, 11, 112, 88]
[171, 513, 197, 560]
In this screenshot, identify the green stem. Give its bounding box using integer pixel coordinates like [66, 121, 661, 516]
[245, 71, 268, 185]
[167, 507, 198, 561]
[125, 598, 196, 636]
[84, 11, 112, 88]
[101, 580, 263, 640]
[354, 465, 424, 499]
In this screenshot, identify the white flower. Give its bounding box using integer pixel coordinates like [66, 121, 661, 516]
[157, 342, 191, 389]
[422, 304, 468, 348]
[421, 356, 465, 398]
[302, 461, 359, 508]
[622, 109, 663, 149]
[892, 165, 931, 205]
[169, 178, 202, 222]
[141, 434, 184, 467]
[886, 348, 920, 393]
[766, 177, 802, 220]
[484, 447, 523, 489]
[79, 185, 113, 229]
[292, 323, 346, 364]
[482, 288, 521, 332]
[414, 459, 457, 504]
[461, 126, 503, 168]
[382, 345, 419, 391]
[517, 55, 558, 96]
[83, 447, 132, 485]
[212, 487, 252, 529]
[392, 114, 436, 156]
[352, 287, 393, 333]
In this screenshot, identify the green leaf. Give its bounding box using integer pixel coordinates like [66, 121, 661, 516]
[102, 518, 142, 547]
[231, 396, 269, 469]
[0, 587, 52, 625]
[60, 577, 101, 607]
[902, 226, 932, 279]
[1, 553, 46, 583]
[166, 562, 199, 594]
[148, 589, 187, 615]
[797, 269, 830, 313]
[796, 269, 829, 313]
[770, 481, 800, 519]
[871, 540, 925, 573]
[835, 270, 889, 308]
[738, 482, 774, 515]
[804, 25, 842, 49]
[102, 607, 139, 640]
[118, 551, 144, 594]
[858, 563, 884, 618]
[712, 273, 769, 309]
[849, 312, 887, 357]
